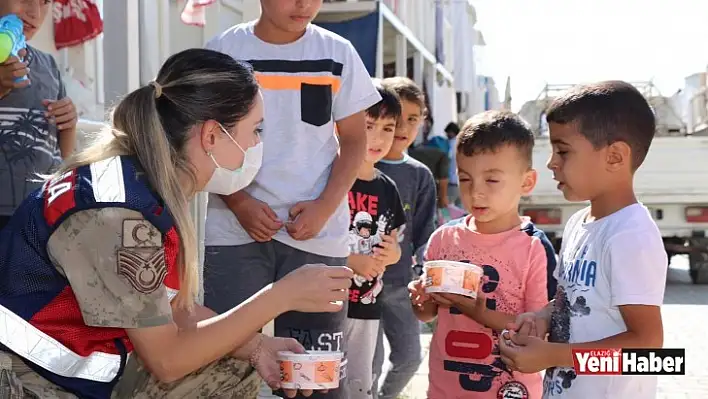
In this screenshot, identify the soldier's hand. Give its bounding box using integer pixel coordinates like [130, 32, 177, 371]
[275, 264, 353, 313]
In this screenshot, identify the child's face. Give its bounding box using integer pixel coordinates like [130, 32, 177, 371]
[457, 144, 536, 223]
[1, 0, 51, 40]
[260, 0, 322, 34]
[388, 100, 422, 156]
[546, 122, 609, 202]
[365, 115, 397, 164]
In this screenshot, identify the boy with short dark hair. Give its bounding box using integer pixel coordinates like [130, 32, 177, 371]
[500, 81, 667, 399]
[0, 0, 78, 229]
[345, 80, 406, 399]
[372, 76, 437, 399]
[408, 110, 556, 399]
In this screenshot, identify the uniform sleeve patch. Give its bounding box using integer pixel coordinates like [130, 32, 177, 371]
[116, 248, 167, 294]
[122, 219, 162, 248]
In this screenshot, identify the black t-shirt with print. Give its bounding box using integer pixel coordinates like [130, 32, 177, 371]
[347, 169, 406, 320]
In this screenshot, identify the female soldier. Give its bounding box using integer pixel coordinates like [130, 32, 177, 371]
[0, 48, 352, 399]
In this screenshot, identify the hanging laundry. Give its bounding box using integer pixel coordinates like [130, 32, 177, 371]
[181, 0, 217, 27]
[53, 0, 103, 49]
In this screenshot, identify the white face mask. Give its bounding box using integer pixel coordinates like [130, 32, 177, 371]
[202, 125, 263, 195]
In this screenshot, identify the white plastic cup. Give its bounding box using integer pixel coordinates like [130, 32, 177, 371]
[277, 350, 343, 390]
[423, 260, 483, 298]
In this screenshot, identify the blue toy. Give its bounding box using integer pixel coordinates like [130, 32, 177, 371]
[0, 14, 28, 82]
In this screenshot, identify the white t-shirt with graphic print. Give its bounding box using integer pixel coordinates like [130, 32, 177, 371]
[543, 203, 667, 399]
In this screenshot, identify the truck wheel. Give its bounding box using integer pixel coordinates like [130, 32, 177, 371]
[688, 250, 708, 284]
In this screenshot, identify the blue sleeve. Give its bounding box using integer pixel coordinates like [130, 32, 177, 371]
[413, 168, 437, 262]
[427, 136, 449, 153]
[534, 229, 558, 300]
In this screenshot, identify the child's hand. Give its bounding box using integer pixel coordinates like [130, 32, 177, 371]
[286, 199, 336, 241]
[0, 51, 30, 95]
[43, 97, 77, 131]
[229, 192, 283, 242]
[372, 229, 401, 266]
[506, 311, 548, 340]
[349, 254, 385, 281]
[499, 331, 555, 373]
[407, 278, 430, 307]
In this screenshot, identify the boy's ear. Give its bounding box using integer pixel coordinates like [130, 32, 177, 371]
[521, 168, 538, 195]
[606, 141, 631, 172]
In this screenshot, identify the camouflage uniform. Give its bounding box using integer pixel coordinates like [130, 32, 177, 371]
[0, 208, 261, 398]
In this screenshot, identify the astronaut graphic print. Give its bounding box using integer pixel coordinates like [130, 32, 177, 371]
[346, 170, 406, 320]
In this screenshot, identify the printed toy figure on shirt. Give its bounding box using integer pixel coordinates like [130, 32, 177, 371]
[348, 211, 389, 255]
[348, 209, 395, 305]
[348, 211, 390, 305]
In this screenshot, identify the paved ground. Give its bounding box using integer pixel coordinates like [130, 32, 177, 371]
[393, 255, 708, 399]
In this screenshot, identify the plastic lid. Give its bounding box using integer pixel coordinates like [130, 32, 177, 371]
[277, 350, 343, 361]
[423, 260, 483, 273]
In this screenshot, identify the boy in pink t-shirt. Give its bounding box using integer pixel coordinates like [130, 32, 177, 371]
[409, 111, 557, 399]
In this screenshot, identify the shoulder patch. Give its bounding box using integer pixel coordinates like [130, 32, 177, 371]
[89, 156, 126, 203]
[122, 219, 162, 248]
[116, 248, 167, 294]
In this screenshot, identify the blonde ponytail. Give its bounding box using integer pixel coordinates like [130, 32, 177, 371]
[115, 86, 199, 309]
[54, 49, 259, 309]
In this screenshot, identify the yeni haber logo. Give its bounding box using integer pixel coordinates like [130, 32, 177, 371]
[572, 348, 685, 375]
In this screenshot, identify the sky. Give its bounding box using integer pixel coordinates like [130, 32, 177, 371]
[472, 0, 708, 111]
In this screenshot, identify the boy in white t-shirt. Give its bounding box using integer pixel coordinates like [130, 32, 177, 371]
[499, 80, 667, 399]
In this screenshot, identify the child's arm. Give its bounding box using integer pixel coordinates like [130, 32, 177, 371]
[437, 234, 555, 331]
[413, 300, 438, 323]
[319, 43, 381, 215]
[432, 293, 515, 331]
[412, 169, 437, 262]
[372, 230, 401, 266]
[47, 59, 77, 158]
[409, 278, 438, 322]
[58, 124, 77, 158]
[545, 305, 663, 367]
[502, 231, 666, 372]
[470, 307, 514, 331]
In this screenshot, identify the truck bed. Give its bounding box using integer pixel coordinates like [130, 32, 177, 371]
[529, 136, 708, 204]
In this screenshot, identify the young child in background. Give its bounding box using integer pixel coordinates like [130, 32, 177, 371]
[0, 0, 78, 229]
[409, 110, 557, 399]
[373, 76, 437, 399]
[445, 121, 462, 207]
[345, 80, 406, 399]
[499, 81, 667, 399]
